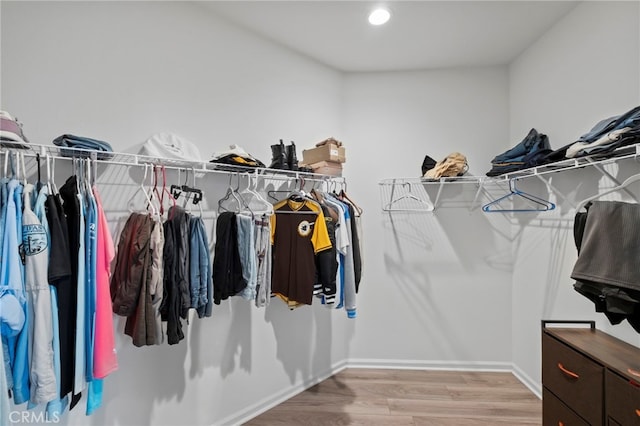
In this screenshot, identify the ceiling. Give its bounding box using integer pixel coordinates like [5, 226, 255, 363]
[198, 1, 580, 73]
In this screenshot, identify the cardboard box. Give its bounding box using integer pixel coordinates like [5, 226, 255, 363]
[309, 160, 343, 176]
[302, 143, 346, 164]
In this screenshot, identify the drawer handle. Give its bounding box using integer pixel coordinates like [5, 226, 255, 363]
[629, 368, 640, 378]
[559, 422, 564, 426]
[557, 363, 579, 379]
[636, 409, 640, 417]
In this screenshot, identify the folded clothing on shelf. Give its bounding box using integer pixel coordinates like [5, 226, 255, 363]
[0, 111, 30, 149]
[210, 144, 265, 169]
[486, 128, 550, 177]
[53, 134, 114, 160]
[535, 105, 640, 165]
[423, 152, 468, 179]
[565, 105, 640, 159]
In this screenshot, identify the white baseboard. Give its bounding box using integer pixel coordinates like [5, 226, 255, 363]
[512, 363, 542, 399]
[218, 359, 540, 425]
[215, 359, 348, 426]
[346, 358, 513, 372]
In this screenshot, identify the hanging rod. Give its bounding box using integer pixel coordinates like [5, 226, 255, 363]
[0, 143, 345, 185]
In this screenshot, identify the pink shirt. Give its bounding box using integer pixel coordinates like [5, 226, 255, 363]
[92, 187, 118, 379]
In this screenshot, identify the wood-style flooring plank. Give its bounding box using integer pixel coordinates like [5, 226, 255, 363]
[245, 369, 542, 426]
[446, 384, 540, 402]
[337, 368, 467, 384]
[303, 376, 453, 400]
[413, 416, 541, 426]
[245, 411, 415, 426]
[388, 398, 541, 421]
[265, 394, 391, 415]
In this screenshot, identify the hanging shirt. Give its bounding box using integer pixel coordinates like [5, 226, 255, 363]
[212, 212, 246, 305]
[322, 197, 348, 309]
[148, 216, 165, 344]
[47, 185, 74, 399]
[189, 216, 212, 318]
[0, 179, 26, 399]
[84, 187, 98, 383]
[331, 197, 357, 318]
[91, 186, 117, 378]
[236, 213, 257, 302]
[254, 215, 272, 308]
[36, 187, 66, 418]
[84, 185, 102, 416]
[58, 176, 80, 400]
[270, 198, 332, 307]
[23, 184, 57, 404]
[10, 180, 30, 405]
[73, 188, 87, 398]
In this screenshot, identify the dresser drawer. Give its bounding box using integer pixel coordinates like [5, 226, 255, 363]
[605, 369, 640, 425]
[542, 333, 604, 425]
[543, 387, 589, 426]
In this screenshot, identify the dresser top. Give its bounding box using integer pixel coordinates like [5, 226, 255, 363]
[544, 327, 640, 382]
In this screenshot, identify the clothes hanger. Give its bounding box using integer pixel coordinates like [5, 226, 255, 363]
[46, 154, 53, 195]
[19, 152, 27, 186]
[160, 165, 176, 215]
[3, 150, 9, 178]
[269, 175, 323, 215]
[337, 183, 363, 216]
[575, 172, 640, 212]
[50, 156, 59, 195]
[35, 153, 43, 193]
[180, 167, 204, 213]
[84, 158, 93, 197]
[311, 186, 339, 221]
[482, 179, 555, 213]
[238, 172, 273, 215]
[267, 176, 305, 203]
[127, 163, 157, 216]
[218, 173, 244, 213]
[383, 182, 434, 212]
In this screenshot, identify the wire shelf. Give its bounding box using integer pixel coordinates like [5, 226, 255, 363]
[380, 142, 640, 212]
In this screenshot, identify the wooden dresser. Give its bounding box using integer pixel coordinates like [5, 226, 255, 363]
[542, 321, 640, 425]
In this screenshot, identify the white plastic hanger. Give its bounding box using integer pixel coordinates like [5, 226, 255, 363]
[218, 173, 244, 213]
[383, 182, 434, 212]
[127, 163, 157, 216]
[239, 173, 273, 215]
[575, 172, 640, 212]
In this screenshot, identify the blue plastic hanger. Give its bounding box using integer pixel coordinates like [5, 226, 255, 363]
[482, 179, 555, 213]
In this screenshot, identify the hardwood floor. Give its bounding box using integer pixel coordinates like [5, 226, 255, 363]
[244, 369, 542, 426]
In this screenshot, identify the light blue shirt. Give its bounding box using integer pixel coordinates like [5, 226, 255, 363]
[73, 192, 86, 394]
[11, 180, 30, 405]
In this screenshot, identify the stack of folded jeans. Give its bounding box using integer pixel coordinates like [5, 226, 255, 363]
[53, 134, 114, 160]
[564, 105, 640, 159]
[486, 128, 551, 176]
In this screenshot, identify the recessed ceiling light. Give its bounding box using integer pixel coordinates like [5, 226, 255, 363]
[368, 8, 390, 26]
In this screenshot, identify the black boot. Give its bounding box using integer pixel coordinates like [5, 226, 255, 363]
[269, 139, 289, 169]
[286, 141, 299, 171]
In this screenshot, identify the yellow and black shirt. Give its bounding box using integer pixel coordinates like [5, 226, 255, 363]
[270, 198, 332, 308]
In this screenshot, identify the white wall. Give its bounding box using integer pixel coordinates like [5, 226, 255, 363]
[3, 0, 640, 424]
[1, 2, 352, 425]
[342, 68, 515, 368]
[509, 0, 640, 394]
